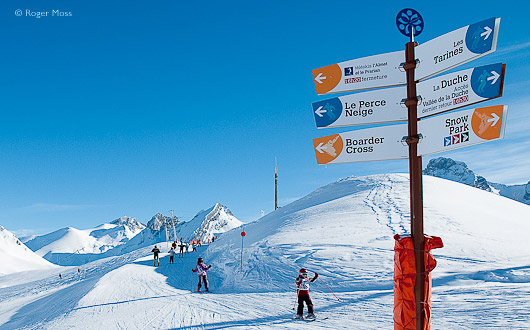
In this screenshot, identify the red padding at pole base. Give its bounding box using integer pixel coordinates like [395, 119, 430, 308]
[393, 234, 443, 330]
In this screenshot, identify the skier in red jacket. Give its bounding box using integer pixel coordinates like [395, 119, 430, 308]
[295, 268, 318, 320]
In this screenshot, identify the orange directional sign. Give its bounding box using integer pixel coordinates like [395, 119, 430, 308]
[418, 105, 507, 156]
[312, 51, 406, 95]
[313, 124, 408, 164]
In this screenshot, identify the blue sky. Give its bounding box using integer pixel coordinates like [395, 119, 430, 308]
[1, 0, 529, 236]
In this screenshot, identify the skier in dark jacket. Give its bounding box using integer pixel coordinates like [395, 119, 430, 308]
[192, 257, 212, 292]
[152, 245, 160, 266]
[295, 268, 318, 320]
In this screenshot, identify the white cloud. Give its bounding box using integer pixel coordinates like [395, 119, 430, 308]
[22, 203, 104, 212]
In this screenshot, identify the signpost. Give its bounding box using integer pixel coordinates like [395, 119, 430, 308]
[311, 62, 504, 129]
[418, 105, 508, 156]
[309, 10, 507, 330]
[312, 86, 408, 128]
[417, 63, 505, 118]
[312, 50, 406, 95]
[415, 18, 501, 80]
[312, 124, 408, 164]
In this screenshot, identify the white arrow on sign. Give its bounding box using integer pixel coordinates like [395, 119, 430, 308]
[314, 72, 326, 84]
[314, 106, 327, 118]
[415, 17, 500, 81]
[481, 26, 493, 40]
[418, 105, 507, 157]
[487, 70, 500, 84]
[487, 113, 500, 126]
[316, 142, 326, 153]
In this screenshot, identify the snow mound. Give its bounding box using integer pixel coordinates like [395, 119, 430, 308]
[0, 226, 57, 276]
[207, 174, 530, 293]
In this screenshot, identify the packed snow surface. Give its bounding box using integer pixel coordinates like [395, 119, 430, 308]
[1, 174, 530, 329]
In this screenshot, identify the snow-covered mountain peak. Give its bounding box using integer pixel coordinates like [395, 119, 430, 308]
[179, 203, 243, 243]
[424, 157, 530, 205]
[146, 213, 170, 232]
[110, 216, 145, 233]
[0, 226, 56, 275]
[423, 157, 476, 186]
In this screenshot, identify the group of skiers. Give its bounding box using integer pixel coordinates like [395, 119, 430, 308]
[151, 242, 213, 293]
[151, 239, 200, 266]
[151, 244, 322, 319]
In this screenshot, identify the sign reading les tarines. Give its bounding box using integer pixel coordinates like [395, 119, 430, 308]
[417, 63, 505, 118]
[312, 51, 406, 95]
[415, 18, 501, 80]
[313, 124, 408, 164]
[418, 105, 507, 156]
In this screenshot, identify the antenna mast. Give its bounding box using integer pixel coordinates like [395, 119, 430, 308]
[274, 158, 278, 210]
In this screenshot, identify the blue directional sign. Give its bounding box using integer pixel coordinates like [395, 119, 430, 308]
[465, 18, 496, 54]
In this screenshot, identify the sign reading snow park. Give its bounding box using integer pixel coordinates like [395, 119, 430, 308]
[417, 63, 505, 118]
[311, 86, 408, 128]
[418, 105, 508, 156]
[312, 124, 408, 164]
[415, 18, 501, 80]
[312, 51, 406, 95]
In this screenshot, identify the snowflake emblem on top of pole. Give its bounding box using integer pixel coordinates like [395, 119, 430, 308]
[396, 8, 424, 40]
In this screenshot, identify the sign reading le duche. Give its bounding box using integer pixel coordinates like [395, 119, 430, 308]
[417, 62, 504, 118]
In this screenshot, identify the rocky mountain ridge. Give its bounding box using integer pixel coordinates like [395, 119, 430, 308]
[423, 157, 530, 205]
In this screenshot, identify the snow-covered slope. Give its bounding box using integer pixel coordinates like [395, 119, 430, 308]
[208, 174, 530, 293]
[0, 226, 57, 276]
[424, 157, 530, 205]
[1, 174, 529, 329]
[24, 217, 145, 259]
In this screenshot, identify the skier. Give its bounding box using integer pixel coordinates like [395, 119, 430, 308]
[168, 247, 176, 264]
[295, 268, 318, 320]
[192, 257, 212, 292]
[178, 240, 186, 258]
[152, 245, 160, 266]
[172, 241, 177, 250]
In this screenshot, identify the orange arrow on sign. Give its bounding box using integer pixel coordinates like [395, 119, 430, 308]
[313, 134, 343, 164]
[312, 64, 341, 95]
[471, 105, 504, 140]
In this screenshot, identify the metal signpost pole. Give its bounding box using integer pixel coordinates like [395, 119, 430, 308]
[404, 38, 425, 330]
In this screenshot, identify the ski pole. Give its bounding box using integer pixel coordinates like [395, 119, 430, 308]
[190, 271, 193, 292]
[319, 277, 340, 302]
[292, 288, 300, 310]
[209, 271, 216, 290]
